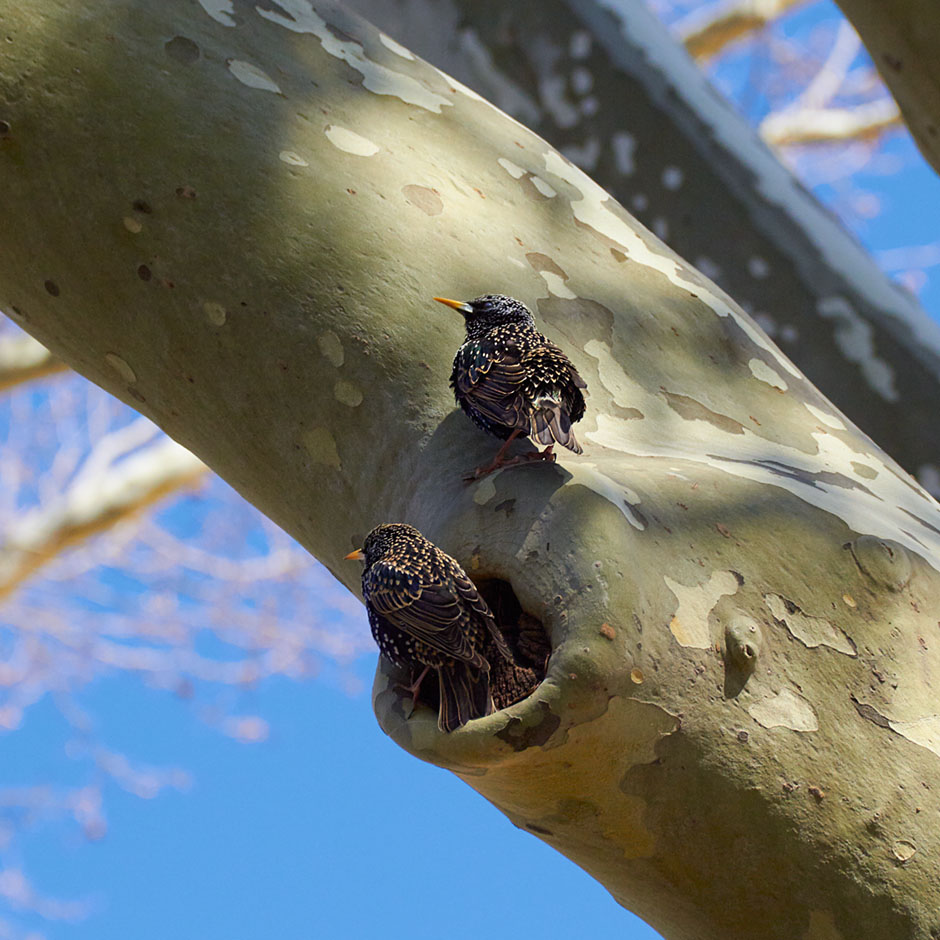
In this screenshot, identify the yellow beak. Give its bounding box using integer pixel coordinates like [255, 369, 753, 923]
[434, 296, 473, 313]
[344, 549, 364, 560]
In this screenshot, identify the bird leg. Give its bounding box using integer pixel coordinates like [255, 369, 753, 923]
[464, 428, 526, 481]
[396, 664, 432, 717]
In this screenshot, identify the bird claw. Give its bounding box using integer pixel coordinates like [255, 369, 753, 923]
[463, 446, 555, 482]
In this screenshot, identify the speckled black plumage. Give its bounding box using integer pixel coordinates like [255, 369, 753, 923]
[446, 294, 587, 453]
[355, 524, 511, 733]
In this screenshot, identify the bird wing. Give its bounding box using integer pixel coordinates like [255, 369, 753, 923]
[454, 337, 529, 430]
[364, 558, 486, 665]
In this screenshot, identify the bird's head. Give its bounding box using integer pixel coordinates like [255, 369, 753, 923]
[434, 293, 535, 339]
[345, 523, 423, 568]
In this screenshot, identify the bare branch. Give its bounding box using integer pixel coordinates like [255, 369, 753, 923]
[0, 434, 205, 599]
[761, 97, 902, 146]
[0, 330, 67, 392]
[678, 0, 810, 60]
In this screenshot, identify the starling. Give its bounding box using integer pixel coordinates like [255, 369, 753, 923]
[434, 293, 587, 479]
[345, 523, 512, 732]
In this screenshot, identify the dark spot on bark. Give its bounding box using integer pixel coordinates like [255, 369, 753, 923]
[610, 402, 643, 420]
[402, 184, 443, 216]
[737, 730, 749, 743]
[663, 390, 744, 434]
[127, 388, 146, 403]
[0, 120, 10, 136]
[164, 35, 200, 64]
[494, 498, 515, 517]
[851, 695, 892, 728]
[610, 248, 627, 262]
[808, 786, 825, 801]
[132, 199, 153, 214]
[524, 822, 553, 835]
[346, 188, 356, 195]
[43, 280, 59, 296]
[882, 52, 902, 72]
[730, 570, 744, 585]
[10, 305, 24, 319]
[526, 252, 568, 279]
[176, 185, 197, 199]
[137, 264, 152, 281]
[496, 701, 560, 751]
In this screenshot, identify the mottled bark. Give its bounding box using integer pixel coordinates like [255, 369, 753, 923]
[346, 0, 940, 496]
[1, 2, 940, 939]
[833, 0, 940, 177]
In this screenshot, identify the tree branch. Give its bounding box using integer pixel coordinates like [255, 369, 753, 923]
[0, 431, 205, 599]
[1, 1, 939, 937]
[676, 0, 809, 60]
[347, 0, 940, 497]
[0, 331, 67, 392]
[760, 97, 902, 146]
[833, 0, 940, 176]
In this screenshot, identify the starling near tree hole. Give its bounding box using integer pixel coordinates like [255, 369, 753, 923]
[345, 523, 512, 733]
[435, 293, 588, 480]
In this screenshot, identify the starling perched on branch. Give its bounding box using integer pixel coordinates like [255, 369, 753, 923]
[435, 294, 587, 480]
[346, 524, 512, 733]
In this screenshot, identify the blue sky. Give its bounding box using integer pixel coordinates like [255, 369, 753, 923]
[3, 4, 940, 940]
[5, 668, 660, 940]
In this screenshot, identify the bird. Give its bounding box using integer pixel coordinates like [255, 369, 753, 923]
[434, 293, 587, 480]
[345, 523, 512, 732]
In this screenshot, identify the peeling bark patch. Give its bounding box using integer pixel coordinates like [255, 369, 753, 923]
[851, 696, 892, 729]
[333, 379, 362, 407]
[164, 36, 200, 65]
[325, 125, 379, 157]
[302, 427, 341, 467]
[817, 296, 898, 402]
[379, 33, 413, 60]
[227, 59, 282, 94]
[526, 253, 567, 279]
[402, 184, 442, 216]
[256, 2, 451, 112]
[542, 150, 800, 377]
[748, 358, 787, 390]
[317, 331, 344, 367]
[749, 688, 817, 732]
[611, 131, 636, 175]
[764, 594, 856, 656]
[570, 463, 646, 530]
[472, 476, 497, 506]
[663, 391, 744, 434]
[531, 177, 557, 198]
[886, 715, 940, 759]
[497, 157, 524, 179]
[495, 701, 560, 751]
[197, 0, 235, 26]
[892, 840, 916, 864]
[105, 353, 137, 384]
[203, 302, 227, 326]
[539, 272, 576, 299]
[665, 570, 739, 648]
[805, 403, 845, 430]
[279, 150, 308, 166]
[661, 166, 683, 190]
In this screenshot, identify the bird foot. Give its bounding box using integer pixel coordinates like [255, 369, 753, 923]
[463, 446, 555, 482]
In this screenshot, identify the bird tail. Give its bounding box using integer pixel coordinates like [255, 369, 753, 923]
[437, 662, 493, 733]
[529, 393, 583, 454]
